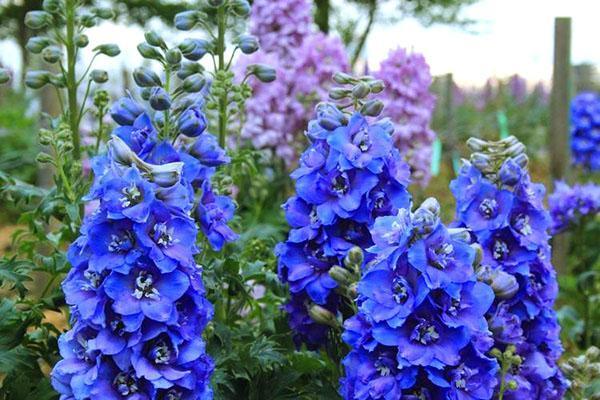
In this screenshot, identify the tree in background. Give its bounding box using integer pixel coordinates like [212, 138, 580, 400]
[315, 0, 478, 68]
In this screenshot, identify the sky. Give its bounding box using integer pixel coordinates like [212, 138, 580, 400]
[0, 0, 598, 87]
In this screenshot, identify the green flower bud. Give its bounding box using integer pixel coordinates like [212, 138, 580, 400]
[25, 11, 52, 30]
[140, 88, 152, 101]
[25, 70, 51, 89]
[329, 266, 354, 286]
[26, 36, 51, 54]
[36, 152, 54, 164]
[49, 73, 66, 88]
[352, 82, 370, 99]
[507, 380, 518, 390]
[79, 12, 97, 28]
[360, 99, 384, 117]
[90, 69, 108, 84]
[177, 62, 204, 80]
[230, 0, 251, 17]
[466, 137, 488, 152]
[42, 0, 62, 13]
[75, 34, 89, 48]
[137, 43, 163, 61]
[369, 79, 385, 93]
[94, 7, 115, 19]
[165, 49, 182, 66]
[247, 64, 276, 83]
[333, 72, 354, 85]
[95, 44, 121, 57]
[42, 46, 62, 64]
[207, 0, 225, 7]
[586, 346, 600, 360]
[0, 69, 11, 85]
[344, 246, 364, 273]
[308, 305, 339, 328]
[182, 74, 206, 93]
[133, 67, 162, 88]
[145, 31, 167, 49]
[329, 88, 350, 100]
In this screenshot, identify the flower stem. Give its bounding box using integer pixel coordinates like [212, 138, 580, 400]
[217, 4, 227, 148]
[65, 0, 80, 161]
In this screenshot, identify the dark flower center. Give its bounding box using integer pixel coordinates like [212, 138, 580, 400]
[492, 240, 509, 260]
[108, 231, 135, 253]
[513, 213, 532, 235]
[392, 277, 409, 304]
[374, 357, 393, 377]
[110, 318, 126, 336]
[309, 207, 319, 224]
[113, 371, 138, 396]
[152, 222, 176, 248]
[163, 389, 183, 400]
[151, 340, 172, 364]
[120, 183, 142, 208]
[430, 242, 454, 270]
[133, 271, 160, 300]
[478, 198, 498, 219]
[83, 270, 104, 289]
[448, 298, 461, 316]
[411, 321, 440, 345]
[354, 128, 371, 152]
[332, 173, 350, 196]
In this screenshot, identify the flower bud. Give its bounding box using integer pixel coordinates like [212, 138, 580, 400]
[352, 82, 370, 99]
[329, 88, 349, 100]
[308, 305, 339, 328]
[138, 43, 163, 61]
[26, 36, 51, 54]
[489, 269, 519, 299]
[344, 246, 364, 274]
[95, 44, 121, 57]
[42, 46, 62, 64]
[0, 69, 10, 85]
[466, 137, 488, 152]
[413, 201, 440, 235]
[470, 153, 492, 171]
[369, 79, 385, 93]
[110, 97, 144, 126]
[177, 62, 204, 80]
[140, 88, 152, 101]
[316, 102, 347, 130]
[179, 38, 210, 61]
[208, 0, 225, 7]
[505, 142, 526, 158]
[25, 11, 52, 30]
[36, 152, 54, 164]
[174, 11, 200, 30]
[507, 380, 518, 390]
[78, 13, 97, 28]
[586, 346, 600, 360]
[332, 72, 354, 85]
[178, 106, 207, 137]
[149, 87, 171, 111]
[230, 0, 251, 16]
[109, 135, 136, 165]
[145, 31, 167, 49]
[144, 161, 184, 187]
[447, 228, 472, 244]
[90, 69, 108, 84]
[165, 49, 182, 66]
[247, 64, 276, 83]
[94, 7, 115, 19]
[43, 0, 61, 13]
[133, 67, 162, 88]
[360, 99, 384, 117]
[75, 34, 89, 48]
[182, 74, 206, 93]
[329, 266, 353, 286]
[25, 70, 51, 89]
[237, 34, 259, 54]
[498, 158, 523, 186]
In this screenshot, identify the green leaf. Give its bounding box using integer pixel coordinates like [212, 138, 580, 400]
[0, 257, 34, 297]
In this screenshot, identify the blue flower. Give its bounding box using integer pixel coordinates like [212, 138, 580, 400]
[102, 167, 155, 223]
[113, 113, 158, 159]
[179, 105, 208, 137]
[111, 96, 145, 126]
[459, 182, 513, 232]
[188, 133, 230, 167]
[196, 182, 238, 251]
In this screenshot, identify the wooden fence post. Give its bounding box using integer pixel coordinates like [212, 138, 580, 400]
[549, 17, 572, 274]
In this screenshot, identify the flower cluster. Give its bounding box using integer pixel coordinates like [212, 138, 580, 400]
[340, 198, 499, 399]
[451, 137, 567, 399]
[276, 102, 412, 349]
[374, 47, 437, 186]
[548, 181, 600, 234]
[51, 95, 236, 399]
[239, 0, 349, 166]
[570, 92, 600, 171]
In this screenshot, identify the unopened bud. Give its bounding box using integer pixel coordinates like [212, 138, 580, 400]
[138, 43, 163, 60]
[145, 31, 167, 49]
[95, 44, 121, 57]
[360, 99, 384, 117]
[90, 69, 108, 84]
[332, 72, 354, 85]
[308, 305, 338, 328]
[174, 11, 199, 31]
[133, 67, 162, 88]
[329, 266, 354, 286]
[352, 82, 370, 99]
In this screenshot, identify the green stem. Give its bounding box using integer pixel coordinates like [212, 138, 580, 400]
[163, 68, 172, 140]
[497, 361, 510, 400]
[65, 0, 81, 161]
[217, 5, 227, 148]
